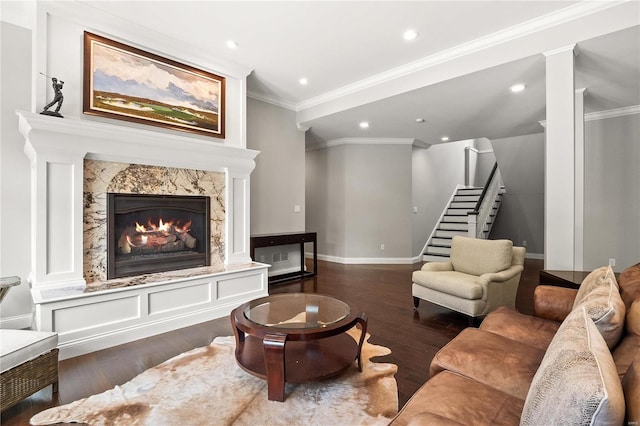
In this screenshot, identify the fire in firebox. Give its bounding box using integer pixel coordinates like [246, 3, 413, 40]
[117, 217, 197, 255]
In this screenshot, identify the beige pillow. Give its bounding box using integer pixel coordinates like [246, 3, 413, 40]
[574, 266, 618, 307]
[520, 307, 625, 426]
[572, 265, 626, 348]
[450, 236, 513, 276]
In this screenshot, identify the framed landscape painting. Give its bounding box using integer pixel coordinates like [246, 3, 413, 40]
[83, 32, 225, 138]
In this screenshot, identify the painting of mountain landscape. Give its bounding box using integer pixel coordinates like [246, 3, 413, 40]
[83, 32, 225, 138]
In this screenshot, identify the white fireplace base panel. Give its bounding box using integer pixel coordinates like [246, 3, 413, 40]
[31, 264, 269, 360]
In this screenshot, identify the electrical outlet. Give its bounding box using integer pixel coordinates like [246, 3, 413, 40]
[380, 244, 385, 250]
[609, 258, 616, 267]
[522, 240, 527, 247]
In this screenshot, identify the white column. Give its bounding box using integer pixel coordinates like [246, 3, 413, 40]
[543, 45, 576, 270]
[574, 88, 587, 270]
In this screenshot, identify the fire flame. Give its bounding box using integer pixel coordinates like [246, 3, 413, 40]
[119, 217, 196, 253]
[134, 218, 192, 235]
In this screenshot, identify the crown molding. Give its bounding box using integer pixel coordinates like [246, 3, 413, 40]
[539, 104, 640, 127]
[295, 1, 625, 112]
[584, 105, 640, 121]
[306, 137, 419, 152]
[247, 90, 297, 111]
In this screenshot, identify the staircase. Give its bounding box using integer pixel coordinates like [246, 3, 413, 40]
[422, 186, 503, 262]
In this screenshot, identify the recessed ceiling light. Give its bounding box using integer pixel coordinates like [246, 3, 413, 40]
[359, 121, 370, 129]
[415, 118, 425, 123]
[299, 77, 308, 85]
[441, 136, 449, 142]
[226, 40, 238, 49]
[403, 29, 419, 41]
[510, 83, 526, 93]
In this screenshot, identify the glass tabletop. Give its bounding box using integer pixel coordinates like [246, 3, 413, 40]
[243, 293, 350, 329]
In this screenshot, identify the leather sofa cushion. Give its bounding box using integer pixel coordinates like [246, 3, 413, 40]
[412, 270, 483, 300]
[622, 352, 640, 425]
[619, 263, 640, 309]
[521, 306, 625, 426]
[430, 327, 545, 400]
[479, 306, 559, 351]
[389, 370, 524, 426]
[573, 265, 626, 348]
[613, 300, 640, 378]
[533, 285, 577, 323]
[449, 236, 513, 276]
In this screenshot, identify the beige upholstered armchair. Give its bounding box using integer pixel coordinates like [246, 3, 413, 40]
[412, 236, 525, 323]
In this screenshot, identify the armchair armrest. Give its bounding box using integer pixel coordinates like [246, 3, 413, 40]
[533, 285, 578, 322]
[478, 264, 524, 285]
[420, 261, 453, 272]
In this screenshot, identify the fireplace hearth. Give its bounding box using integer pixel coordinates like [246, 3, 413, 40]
[108, 193, 210, 279]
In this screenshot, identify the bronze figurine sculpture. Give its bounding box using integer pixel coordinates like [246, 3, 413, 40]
[40, 76, 64, 118]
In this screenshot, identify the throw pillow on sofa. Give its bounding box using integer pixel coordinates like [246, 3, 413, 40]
[572, 265, 626, 348]
[520, 306, 625, 426]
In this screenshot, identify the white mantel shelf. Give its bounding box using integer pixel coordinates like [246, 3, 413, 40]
[17, 111, 268, 360]
[18, 111, 259, 174]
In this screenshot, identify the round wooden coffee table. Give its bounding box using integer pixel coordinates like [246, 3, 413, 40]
[231, 293, 367, 402]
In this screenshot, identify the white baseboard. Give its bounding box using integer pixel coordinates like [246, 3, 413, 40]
[0, 313, 33, 330]
[315, 254, 420, 265]
[311, 252, 544, 264]
[525, 252, 544, 260]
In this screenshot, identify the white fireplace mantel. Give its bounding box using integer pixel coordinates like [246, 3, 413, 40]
[18, 111, 259, 289]
[17, 111, 269, 359]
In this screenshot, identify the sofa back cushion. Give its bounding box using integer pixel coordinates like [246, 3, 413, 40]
[622, 351, 640, 424]
[619, 263, 640, 310]
[520, 307, 625, 426]
[450, 237, 513, 276]
[572, 266, 626, 348]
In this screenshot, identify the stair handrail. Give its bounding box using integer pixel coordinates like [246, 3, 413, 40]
[468, 162, 502, 238]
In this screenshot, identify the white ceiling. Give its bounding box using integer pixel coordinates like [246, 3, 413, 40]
[82, 1, 640, 146]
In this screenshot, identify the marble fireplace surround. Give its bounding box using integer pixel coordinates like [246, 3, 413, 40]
[17, 111, 269, 359]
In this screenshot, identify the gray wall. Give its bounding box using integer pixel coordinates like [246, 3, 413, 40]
[583, 114, 640, 271]
[306, 145, 346, 258]
[0, 21, 34, 327]
[412, 140, 468, 257]
[490, 133, 545, 256]
[246, 98, 306, 275]
[343, 144, 412, 258]
[306, 143, 413, 261]
[247, 98, 306, 234]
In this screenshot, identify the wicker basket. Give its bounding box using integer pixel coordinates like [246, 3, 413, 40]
[0, 348, 59, 412]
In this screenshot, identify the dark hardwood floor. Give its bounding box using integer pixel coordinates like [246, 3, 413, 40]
[1, 258, 543, 425]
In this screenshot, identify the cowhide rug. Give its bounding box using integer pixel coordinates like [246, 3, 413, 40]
[30, 328, 398, 425]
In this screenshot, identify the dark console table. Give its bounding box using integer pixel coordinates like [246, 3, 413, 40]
[250, 232, 317, 284]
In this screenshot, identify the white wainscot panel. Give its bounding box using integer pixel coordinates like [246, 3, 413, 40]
[32, 264, 269, 359]
[148, 282, 212, 316]
[53, 295, 140, 333]
[217, 272, 265, 301]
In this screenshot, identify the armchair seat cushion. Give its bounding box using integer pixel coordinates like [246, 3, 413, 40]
[412, 270, 483, 300]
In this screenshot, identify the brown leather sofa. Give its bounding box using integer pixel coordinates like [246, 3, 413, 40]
[391, 263, 640, 425]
